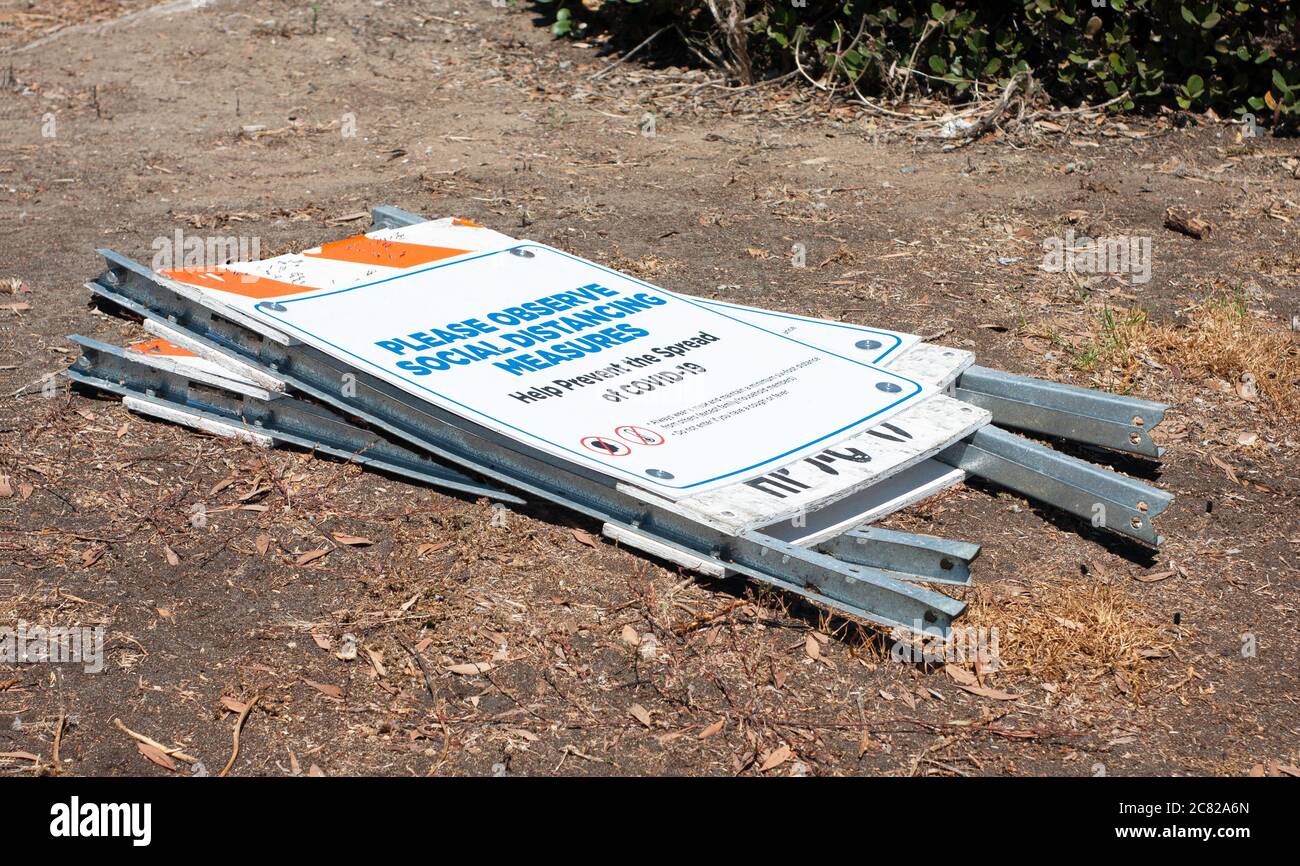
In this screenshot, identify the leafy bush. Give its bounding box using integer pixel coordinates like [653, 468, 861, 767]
[533, 0, 1299, 129]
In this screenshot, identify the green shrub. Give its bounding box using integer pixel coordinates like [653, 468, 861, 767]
[533, 0, 1299, 129]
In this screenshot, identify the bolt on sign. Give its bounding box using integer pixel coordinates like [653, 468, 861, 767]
[165, 236, 932, 497]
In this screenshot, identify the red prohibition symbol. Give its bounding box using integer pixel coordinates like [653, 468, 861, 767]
[581, 436, 631, 457]
[614, 425, 665, 446]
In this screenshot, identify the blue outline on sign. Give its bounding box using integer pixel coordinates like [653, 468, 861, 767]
[251, 243, 926, 492]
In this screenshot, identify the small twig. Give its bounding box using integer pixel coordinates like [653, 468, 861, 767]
[792, 28, 826, 91]
[948, 70, 1031, 146]
[114, 718, 199, 765]
[674, 599, 748, 634]
[218, 694, 260, 777]
[1027, 89, 1131, 122]
[397, 637, 438, 702]
[898, 19, 937, 102]
[52, 713, 65, 773]
[589, 25, 670, 81]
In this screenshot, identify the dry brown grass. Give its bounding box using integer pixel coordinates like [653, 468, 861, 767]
[1061, 293, 1300, 418]
[964, 580, 1173, 685]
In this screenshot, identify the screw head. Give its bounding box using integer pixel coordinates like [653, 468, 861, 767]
[510, 248, 535, 258]
[263, 302, 287, 313]
[645, 468, 674, 480]
[875, 381, 902, 393]
[855, 339, 883, 351]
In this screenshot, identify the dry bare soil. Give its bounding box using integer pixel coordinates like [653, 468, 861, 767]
[1, 0, 1297, 777]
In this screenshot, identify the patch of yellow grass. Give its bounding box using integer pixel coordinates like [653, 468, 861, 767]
[963, 581, 1172, 685]
[1065, 293, 1300, 417]
[1150, 294, 1300, 417]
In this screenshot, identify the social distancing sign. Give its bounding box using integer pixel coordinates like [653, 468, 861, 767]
[231, 241, 930, 496]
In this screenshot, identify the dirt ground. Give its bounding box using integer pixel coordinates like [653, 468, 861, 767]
[1, 0, 1297, 777]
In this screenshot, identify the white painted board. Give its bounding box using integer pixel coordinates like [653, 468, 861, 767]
[229, 242, 934, 498]
[132, 216, 981, 520]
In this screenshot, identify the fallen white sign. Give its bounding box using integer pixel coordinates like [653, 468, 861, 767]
[239, 242, 932, 496]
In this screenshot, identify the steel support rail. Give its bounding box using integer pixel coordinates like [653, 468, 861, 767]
[816, 526, 979, 586]
[936, 424, 1172, 546]
[65, 336, 524, 505]
[84, 253, 966, 634]
[367, 204, 431, 232]
[956, 365, 1167, 458]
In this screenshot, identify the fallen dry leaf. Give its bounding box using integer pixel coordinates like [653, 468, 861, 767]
[255, 534, 272, 555]
[364, 647, 387, 678]
[1113, 670, 1132, 696]
[163, 544, 180, 566]
[804, 634, 820, 660]
[331, 532, 373, 546]
[699, 719, 724, 739]
[220, 696, 248, 714]
[136, 741, 178, 771]
[960, 684, 1021, 701]
[0, 750, 40, 762]
[447, 662, 495, 676]
[760, 745, 792, 772]
[571, 528, 598, 548]
[0, 476, 12, 498]
[620, 624, 640, 646]
[1209, 453, 1240, 485]
[629, 704, 652, 727]
[303, 679, 343, 699]
[943, 665, 978, 686]
[295, 548, 330, 566]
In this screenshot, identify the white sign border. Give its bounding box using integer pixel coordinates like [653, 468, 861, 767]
[249, 242, 929, 495]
